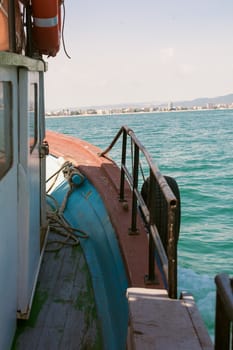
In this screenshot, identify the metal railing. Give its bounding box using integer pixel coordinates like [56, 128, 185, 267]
[100, 125, 179, 298]
[215, 273, 233, 350]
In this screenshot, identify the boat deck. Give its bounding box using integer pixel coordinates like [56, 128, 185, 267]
[13, 131, 214, 349]
[127, 288, 213, 350]
[13, 233, 102, 349]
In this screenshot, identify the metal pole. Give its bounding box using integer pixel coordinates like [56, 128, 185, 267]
[215, 274, 233, 350]
[25, 3, 33, 57]
[119, 130, 127, 202]
[147, 171, 156, 281]
[8, 0, 16, 52]
[168, 207, 177, 299]
[130, 143, 139, 234]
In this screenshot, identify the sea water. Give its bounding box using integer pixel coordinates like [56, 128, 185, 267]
[46, 109, 233, 339]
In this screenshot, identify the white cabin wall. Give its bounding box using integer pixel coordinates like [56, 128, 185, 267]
[17, 69, 41, 315]
[39, 72, 47, 232]
[17, 68, 31, 312]
[0, 52, 46, 349]
[0, 67, 18, 350]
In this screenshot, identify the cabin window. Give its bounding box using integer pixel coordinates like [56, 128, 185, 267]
[28, 83, 38, 153]
[0, 82, 12, 180]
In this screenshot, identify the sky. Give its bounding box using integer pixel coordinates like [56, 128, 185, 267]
[44, 0, 233, 110]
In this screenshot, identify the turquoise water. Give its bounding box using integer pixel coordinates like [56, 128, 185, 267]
[46, 109, 233, 339]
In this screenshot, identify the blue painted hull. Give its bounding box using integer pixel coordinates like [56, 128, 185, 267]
[49, 176, 129, 349]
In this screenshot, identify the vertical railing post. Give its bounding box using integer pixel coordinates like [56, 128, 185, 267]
[129, 143, 139, 234]
[146, 170, 156, 282]
[214, 274, 233, 350]
[215, 290, 230, 350]
[119, 130, 127, 202]
[167, 206, 177, 299]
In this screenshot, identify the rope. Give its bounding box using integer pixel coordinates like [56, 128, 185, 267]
[0, 1, 8, 17]
[61, 1, 71, 59]
[46, 160, 72, 193]
[46, 162, 88, 252]
[46, 228, 80, 252]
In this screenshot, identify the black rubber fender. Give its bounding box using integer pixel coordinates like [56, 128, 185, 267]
[141, 175, 181, 253]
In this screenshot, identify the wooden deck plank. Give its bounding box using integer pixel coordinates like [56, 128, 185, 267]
[127, 288, 213, 350]
[13, 233, 102, 350]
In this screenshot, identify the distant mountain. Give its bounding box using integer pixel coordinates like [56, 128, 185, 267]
[88, 94, 233, 109]
[173, 93, 233, 108]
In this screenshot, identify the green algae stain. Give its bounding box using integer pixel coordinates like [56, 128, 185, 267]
[11, 289, 48, 350]
[27, 289, 48, 327]
[74, 260, 103, 349]
[12, 244, 103, 349]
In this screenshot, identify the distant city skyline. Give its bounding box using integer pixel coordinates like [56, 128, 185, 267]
[46, 92, 233, 115]
[44, 1, 233, 110]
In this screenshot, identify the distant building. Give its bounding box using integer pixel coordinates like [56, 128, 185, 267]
[168, 101, 175, 111]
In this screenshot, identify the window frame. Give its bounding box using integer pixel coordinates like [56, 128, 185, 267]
[28, 82, 38, 154]
[0, 81, 13, 180]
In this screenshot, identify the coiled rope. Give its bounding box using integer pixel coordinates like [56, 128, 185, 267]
[46, 161, 88, 252]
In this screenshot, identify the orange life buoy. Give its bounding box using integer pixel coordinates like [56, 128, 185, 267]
[0, 0, 9, 51]
[31, 0, 61, 57]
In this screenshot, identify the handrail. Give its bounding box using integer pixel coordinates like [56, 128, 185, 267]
[100, 125, 178, 298]
[215, 273, 233, 350]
